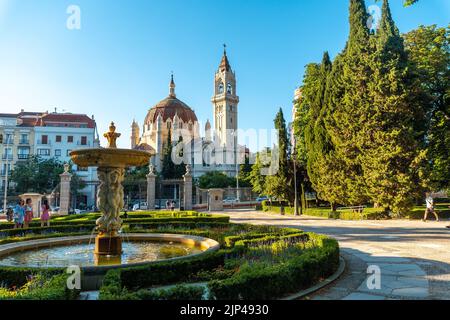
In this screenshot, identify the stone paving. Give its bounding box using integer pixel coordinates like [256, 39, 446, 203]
[223, 210, 450, 300]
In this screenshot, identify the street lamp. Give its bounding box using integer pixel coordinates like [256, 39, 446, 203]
[291, 133, 300, 216]
[234, 131, 240, 202]
[3, 133, 14, 214]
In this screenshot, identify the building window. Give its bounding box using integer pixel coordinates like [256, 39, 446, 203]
[2, 148, 12, 160]
[19, 134, 29, 144]
[227, 83, 232, 94]
[41, 135, 48, 145]
[81, 136, 87, 146]
[37, 149, 50, 156]
[68, 136, 73, 143]
[18, 147, 30, 160]
[0, 134, 3, 144]
[76, 166, 88, 172]
[56, 135, 62, 143]
[55, 149, 62, 157]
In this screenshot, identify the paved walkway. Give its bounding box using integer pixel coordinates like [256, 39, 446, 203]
[223, 210, 450, 300]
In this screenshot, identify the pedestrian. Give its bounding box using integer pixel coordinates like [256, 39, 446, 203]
[171, 200, 176, 211]
[6, 207, 14, 223]
[40, 199, 51, 228]
[13, 200, 25, 229]
[166, 200, 170, 210]
[24, 198, 33, 228]
[423, 193, 439, 222]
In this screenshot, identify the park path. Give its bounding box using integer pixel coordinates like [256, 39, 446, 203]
[223, 210, 450, 300]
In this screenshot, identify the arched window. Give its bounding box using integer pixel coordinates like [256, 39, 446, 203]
[167, 121, 172, 130]
[218, 82, 224, 94]
[227, 83, 232, 94]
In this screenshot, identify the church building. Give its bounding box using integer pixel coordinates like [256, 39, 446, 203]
[131, 47, 243, 178]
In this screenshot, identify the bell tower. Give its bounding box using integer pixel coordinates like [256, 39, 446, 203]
[211, 45, 239, 151]
[131, 119, 140, 149]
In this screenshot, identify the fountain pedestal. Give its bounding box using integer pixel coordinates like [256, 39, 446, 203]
[94, 233, 122, 256]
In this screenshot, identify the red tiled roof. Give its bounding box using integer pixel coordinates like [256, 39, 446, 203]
[36, 113, 96, 128]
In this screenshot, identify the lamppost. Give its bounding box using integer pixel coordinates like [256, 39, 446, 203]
[3, 133, 14, 214]
[292, 134, 300, 216]
[234, 131, 240, 202]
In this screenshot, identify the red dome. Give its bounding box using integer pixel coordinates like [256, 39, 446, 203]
[144, 96, 198, 125]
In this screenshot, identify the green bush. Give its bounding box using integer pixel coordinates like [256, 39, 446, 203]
[260, 201, 388, 220]
[208, 234, 339, 300]
[0, 267, 64, 288]
[134, 285, 205, 300]
[0, 273, 80, 300]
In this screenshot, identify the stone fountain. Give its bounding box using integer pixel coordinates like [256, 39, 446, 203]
[69, 122, 153, 259]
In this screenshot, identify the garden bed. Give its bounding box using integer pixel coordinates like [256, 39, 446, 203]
[0, 211, 339, 300]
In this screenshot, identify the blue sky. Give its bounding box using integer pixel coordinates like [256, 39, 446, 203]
[0, 0, 448, 149]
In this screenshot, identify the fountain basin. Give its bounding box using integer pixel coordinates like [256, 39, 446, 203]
[69, 148, 153, 168]
[0, 234, 220, 290]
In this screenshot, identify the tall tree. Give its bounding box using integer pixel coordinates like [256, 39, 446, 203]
[302, 53, 332, 195]
[264, 109, 293, 202]
[161, 130, 185, 179]
[404, 24, 450, 191]
[249, 152, 267, 195]
[238, 153, 252, 188]
[361, 0, 426, 214]
[324, 0, 372, 206]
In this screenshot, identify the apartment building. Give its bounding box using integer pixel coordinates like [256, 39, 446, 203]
[0, 111, 100, 208]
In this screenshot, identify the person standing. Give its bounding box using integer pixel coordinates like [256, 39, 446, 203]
[6, 208, 14, 223]
[171, 200, 176, 211]
[24, 198, 33, 228]
[423, 193, 439, 222]
[40, 200, 51, 227]
[13, 200, 25, 229]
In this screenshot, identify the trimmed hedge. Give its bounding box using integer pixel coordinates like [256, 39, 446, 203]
[0, 273, 80, 300]
[0, 217, 230, 238]
[98, 227, 339, 300]
[260, 201, 388, 220]
[99, 249, 227, 299]
[208, 233, 339, 300]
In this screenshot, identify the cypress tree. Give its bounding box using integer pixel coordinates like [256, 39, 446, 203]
[303, 53, 335, 204]
[362, 0, 425, 214]
[265, 109, 292, 202]
[324, 0, 372, 206]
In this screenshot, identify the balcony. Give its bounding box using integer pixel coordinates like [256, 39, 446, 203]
[17, 154, 30, 160]
[1, 155, 13, 161]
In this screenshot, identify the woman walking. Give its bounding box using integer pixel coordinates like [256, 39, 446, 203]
[423, 193, 439, 222]
[13, 200, 25, 229]
[40, 200, 51, 227]
[24, 198, 33, 228]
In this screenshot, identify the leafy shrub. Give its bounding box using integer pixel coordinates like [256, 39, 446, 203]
[208, 234, 339, 300]
[0, 273, 79, 300]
